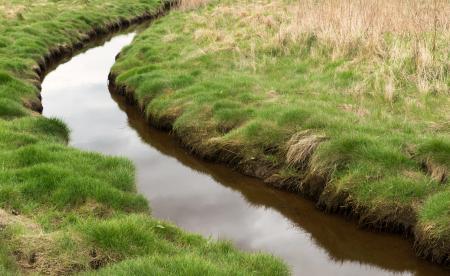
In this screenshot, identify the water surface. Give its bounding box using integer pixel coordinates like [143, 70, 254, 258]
[41, 32, 448, 276]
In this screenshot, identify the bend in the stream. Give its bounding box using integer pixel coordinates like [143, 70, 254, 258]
[40, 29, 449, 276]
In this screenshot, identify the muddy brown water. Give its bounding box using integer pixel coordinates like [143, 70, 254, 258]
[40, 32, 449, 276]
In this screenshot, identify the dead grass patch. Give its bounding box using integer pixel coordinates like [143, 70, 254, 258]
[338, 104, 369, 117]
[77, 200, 114, 219]
[286, 130, 327, 169]
[188, 0, 449, 97]
[424, 159, 448, 184]
[178, 0, 209, 11]
[0, 209, 40, 233]
[0, 209, 94, 275]
[0, 3, 25, 19]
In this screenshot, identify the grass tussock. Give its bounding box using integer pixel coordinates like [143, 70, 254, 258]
[111, 0, 450, 265]
[0, 0, 288, 274]
[286, 131, 327, 170]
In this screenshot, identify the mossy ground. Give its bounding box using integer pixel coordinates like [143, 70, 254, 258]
[111, 0, 450, 265]
[0, 0, 288, 274]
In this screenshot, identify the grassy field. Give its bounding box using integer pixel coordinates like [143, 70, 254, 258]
[110, 0, 450, 265]
[0, 0, 288, 274]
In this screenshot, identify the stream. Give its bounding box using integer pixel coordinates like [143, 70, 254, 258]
[41, 30, 448, 276]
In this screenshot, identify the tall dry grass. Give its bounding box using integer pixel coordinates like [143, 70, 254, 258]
[289, 0, 450, 97]
[291, 0, 450, 53]
[178, 0, 208, 11]
[190, 0, 450, 98]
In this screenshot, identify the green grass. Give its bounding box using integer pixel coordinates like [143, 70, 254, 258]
[79, 215, 286, 276]
[0, 0, 288, 274]
[110, 0, 450, 262]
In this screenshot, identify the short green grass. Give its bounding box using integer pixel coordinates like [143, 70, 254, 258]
[0, 0, 288, 274]
[111, 0, 450, 261]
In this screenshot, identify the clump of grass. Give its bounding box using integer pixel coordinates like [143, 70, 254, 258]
[78, 215, 287, 275]
[111, 0, 450, 264]
[286, 130, 327, 170]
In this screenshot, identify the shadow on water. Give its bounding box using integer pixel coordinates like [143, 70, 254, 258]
[41, 28, 449, 276]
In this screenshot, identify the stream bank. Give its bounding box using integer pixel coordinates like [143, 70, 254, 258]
[43, 31, 448, 276]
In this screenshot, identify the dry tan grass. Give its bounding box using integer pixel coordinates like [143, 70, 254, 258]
[0, 209, 40, 233]
[0, 207, 106, 275]
[178, 0, 209, 11]
[290, 0, 450, 97]
[286, 131, 327, 169]
[187, 0, 450, 97]
[0, 0, 91, 21]
[291, 0, 450, 50]
[0, 2, 25, 19]
[424, 158, 448, 183]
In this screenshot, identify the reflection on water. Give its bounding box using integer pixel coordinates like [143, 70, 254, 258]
[41, 32, 448, 276]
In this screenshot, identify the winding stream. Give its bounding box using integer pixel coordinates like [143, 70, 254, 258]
[41, 31, 448, 276]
